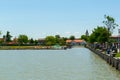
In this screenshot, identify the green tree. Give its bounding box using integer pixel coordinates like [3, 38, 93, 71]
[45, 36, 56, 46]
[34, 40, 38, 45]
[18, 35, 28, 44]
[0, 31, 1, 35]
[81, 35, 89, 41]
[59, 37, 66, 45]
[89, 26, 110, 43]
[69, 35, 75, 40]
[89, 33, 96, 43]
[103, 15, 118, 34]
[6, 31, 12, 42]
[55, 35, 60, 44]
[55, 35, 60, 39]
[29, 38, 34, 44]
[63, 37, 68, 41]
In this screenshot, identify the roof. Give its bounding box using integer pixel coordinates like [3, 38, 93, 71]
[73, 40, 84, 43]
[66, 40, 72, 43]
[66, 39, 85, 43]
[110, 36, 120, 39]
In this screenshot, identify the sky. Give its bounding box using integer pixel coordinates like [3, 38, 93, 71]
[0, 0, 120, 39]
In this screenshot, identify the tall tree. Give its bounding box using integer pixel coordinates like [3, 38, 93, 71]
[55, 35, 60, 44]
[69, 35, 75, 40]
[89, 26, 110, 43]
[29, 38, 34, 44]
[18, 35, 28, 44]
[6, 31, 12, 42]
[103, 15, 118, 34]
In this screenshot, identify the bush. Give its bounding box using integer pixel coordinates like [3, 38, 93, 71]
[115, 53, 120, 57]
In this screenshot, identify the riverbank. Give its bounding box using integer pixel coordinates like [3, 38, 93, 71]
[86, 46, 120, 71]
[0, 46, 67, 50]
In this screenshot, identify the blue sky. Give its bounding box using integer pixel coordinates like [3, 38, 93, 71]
[0, 0, 120, 39]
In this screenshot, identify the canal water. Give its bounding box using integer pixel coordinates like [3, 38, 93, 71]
[0, 48, 120, 80]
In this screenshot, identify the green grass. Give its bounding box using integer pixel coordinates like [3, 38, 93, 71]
[115, 53, 120, 57]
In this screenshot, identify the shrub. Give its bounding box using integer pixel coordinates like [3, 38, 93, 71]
[115, 53, 120, 57]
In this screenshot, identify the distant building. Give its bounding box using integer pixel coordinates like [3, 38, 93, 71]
[110, 36, 120, 43]
[38, 38, 45, 45]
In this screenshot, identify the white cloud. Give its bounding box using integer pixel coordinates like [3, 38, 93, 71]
[65, 32, 71, 34]
[56, 32, 60, 34]
[74, 32, 79, 34]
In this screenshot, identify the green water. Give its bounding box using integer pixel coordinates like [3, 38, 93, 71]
[0, 48, 120, 80]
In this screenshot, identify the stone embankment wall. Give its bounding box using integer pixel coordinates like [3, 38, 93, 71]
[87, 47, 120, 71]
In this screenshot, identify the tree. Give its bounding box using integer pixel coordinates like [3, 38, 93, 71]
[5, 31, 12, 42]
[55, 35, 60, 39]
[59, 37, 66, 45]
[63, 37, 68, 41]
[29, 38, 34, 44]
[34, 40, 38, 45]
[0, 31, 1, 35]
[89, 26, 110, 43]
[45, 36, 56, 46]
[89, 33, 96, 43]
[18, 35, 28, 44]
[81, 35, 89, 41]
[103, 15, 118, 34]
[55, 35, 60, 44]
[69, 35, 75, 40]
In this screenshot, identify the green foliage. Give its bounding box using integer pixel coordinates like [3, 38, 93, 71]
[89, 33, 96, 43]
[69, 35, 75, 40]
[103, 15, 118, 33]
[89, 26, 110, 43]
[59, 38, 66, 45]
[55, 35, 60, 39]
[81, 35, 89, 41]
[109, 38, 117, 43]
[29, 38, 34, 44]
[45, 36, 66, 46]
[34, 40, 38, 45]
[5, 31, 12, 42]
[18, 35, 28, 44]
[115, 53, 120, 57]
[55, 35, 60, 44]
[45, 36, 56, 46]
[0, 31, 1, 35]
[89, 15, 118, 44]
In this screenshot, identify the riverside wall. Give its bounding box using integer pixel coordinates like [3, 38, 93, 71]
[87, 47, 120, 71]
